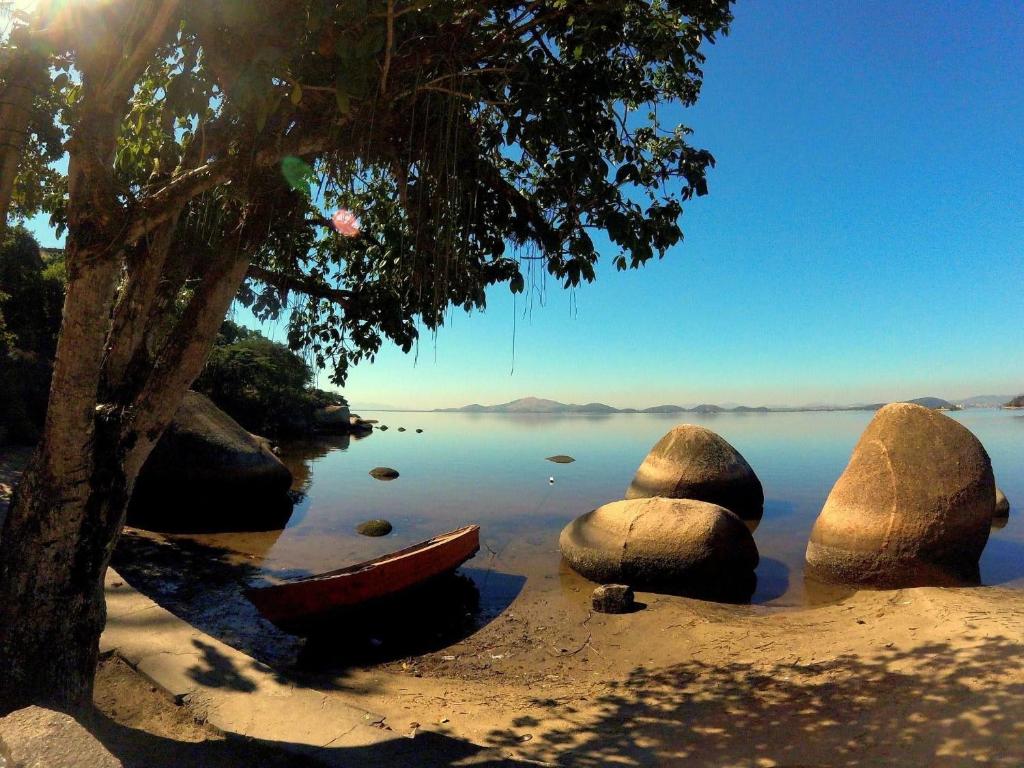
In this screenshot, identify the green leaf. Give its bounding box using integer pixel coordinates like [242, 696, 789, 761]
[290, 82, 303, 105]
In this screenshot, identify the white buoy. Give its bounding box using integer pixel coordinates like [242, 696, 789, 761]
[548, 476, 555, 485]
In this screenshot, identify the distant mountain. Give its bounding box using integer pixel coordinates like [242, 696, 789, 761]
[691, 404, 724, 414]
[436, 395, 1002, 414]
[437, 397, 619, 414]
[906, 397, 958, 410]
[958, 395, 1016, 408]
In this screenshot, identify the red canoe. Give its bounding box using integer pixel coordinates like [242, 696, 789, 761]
[244, 525, 480, 628]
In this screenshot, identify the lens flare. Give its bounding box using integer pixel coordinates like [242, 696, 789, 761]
[331, 209, 361, 237]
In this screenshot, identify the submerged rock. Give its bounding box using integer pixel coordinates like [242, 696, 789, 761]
[546, 455, 576, 464]
[560, 497, 758, 597]
[995, 487, 1010, 518]
[415, 428, 424, 433]
[369, 466, 400, 480]
[625, 425, 763, 521]
[806, 403, 995, 588]
[398, 427, 407, 432]
[592, 584, 635, 614]
[357, 519, 393, 536]
[378, 425, 389, 431]
[131, 392, 293, 531]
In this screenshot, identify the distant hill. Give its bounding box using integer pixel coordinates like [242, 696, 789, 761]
[958, 395, 1014, 408]
[437, 397, 619, 414]
[690, 404, 724, 414]
[1006, 395, 1024, 408]
[906, 397, 958, 410]
[436, 395, 1000, 414]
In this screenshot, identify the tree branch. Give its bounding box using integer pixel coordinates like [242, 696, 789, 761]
[246, 264, 352, 308]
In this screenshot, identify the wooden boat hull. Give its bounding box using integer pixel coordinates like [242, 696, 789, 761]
[244, 525, 480, 629]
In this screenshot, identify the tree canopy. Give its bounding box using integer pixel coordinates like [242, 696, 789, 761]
[0, 0, 734, 712]
[5, 0, 733, 382]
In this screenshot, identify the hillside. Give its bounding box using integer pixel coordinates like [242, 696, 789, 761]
[1006, 395, 1024, 408]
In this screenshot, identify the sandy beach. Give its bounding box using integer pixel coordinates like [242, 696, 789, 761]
[4, 447, 1024, 766]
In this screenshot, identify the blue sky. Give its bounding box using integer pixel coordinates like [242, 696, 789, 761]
[26, 1, 1024, 409]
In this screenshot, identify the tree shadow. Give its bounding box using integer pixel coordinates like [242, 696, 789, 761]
[112, 528, 525, 681]
[495, 635, 1024, 767]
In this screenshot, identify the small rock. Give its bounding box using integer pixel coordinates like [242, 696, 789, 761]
[416, 428, 423, 433]
[356, 519, 393, 536]
[369, 467, 400, 480]
[546, 455, 576, 464]
[398, 427, 407, 432]
[378, 424, 389, 431]
[592, 584, 635, 614]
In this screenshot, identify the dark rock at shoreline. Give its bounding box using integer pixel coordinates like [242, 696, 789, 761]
[130, 392, 293, 532]
[560, 497, 758, 596]
[806, 403, 994, 588]
[378, 425, 389, 431]
[313, 404, 352, 432]
[625, 425, 764, 521]
[546, 455, 575, 464]
[369, 466, 400, 480]
[398, 427, 407, 432]
[592, 584, 635, 614]
[357, 519, 393, 536]
[416, 429, 423, 433]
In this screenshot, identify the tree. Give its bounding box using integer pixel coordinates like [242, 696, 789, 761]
[0, 0, 733, 712]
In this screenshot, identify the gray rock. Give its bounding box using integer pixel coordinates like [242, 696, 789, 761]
[378, 425, 389, 431]
[357, 519, 393, 536]
[560, 497, 758, 595]
[0, 706, 122, 768]
[625, 425, 764, 520]
[369, 467, 400, 480]
[546, 455, 576, 464]
[313, 404, 352, 431]
[592, 584, 635, 614]
[130, 392, 293, 530]
[415, 429, 423, 433]
[995, 487, 1010, 518]
[806, 403, 995, 588]
[397, 427, 407, 432]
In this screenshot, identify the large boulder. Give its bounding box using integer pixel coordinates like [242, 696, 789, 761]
[130, 392, 294, 531]
[0, 706, 122, 768]
[805, 403, 995, 587]
[560, 497, 758, 599]
[313, 404, 352, 432]
[625, 425, 764, 520]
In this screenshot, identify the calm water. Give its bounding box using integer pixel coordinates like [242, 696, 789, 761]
[226, 408, 1024, 609]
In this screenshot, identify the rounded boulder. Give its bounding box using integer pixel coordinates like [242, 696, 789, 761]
[559, 497, 758, 595]
[624, 425, 764, 520]
[131, 392, 293, 531]
[805, 403, 995, 587]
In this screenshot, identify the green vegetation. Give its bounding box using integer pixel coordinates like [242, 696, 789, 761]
[0, 227, 65, 443]
[194, 321, 346, 437]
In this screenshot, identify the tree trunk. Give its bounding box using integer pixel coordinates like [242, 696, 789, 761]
[0, 446, 129, 714]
